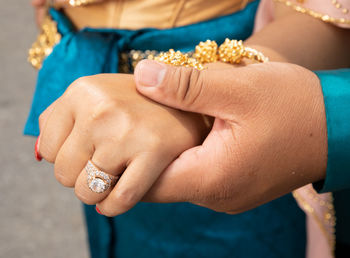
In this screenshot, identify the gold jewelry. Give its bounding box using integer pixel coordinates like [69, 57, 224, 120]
[155, 49, 204, 70]
[86, 160, 119, 193]
[27, 0, 99, 69]
[155, 39, 268, 70]
[28, 15, 61, 69]
[193, 40, 218, 63]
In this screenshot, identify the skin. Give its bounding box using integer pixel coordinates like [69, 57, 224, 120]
[38, 74, 209, 209]
[35, 3, 350, 216]
[246, 3, 350, 70]
[133, 60, 327, 214]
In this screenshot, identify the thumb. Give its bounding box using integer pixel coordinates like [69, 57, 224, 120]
[134, 59, 242, 118]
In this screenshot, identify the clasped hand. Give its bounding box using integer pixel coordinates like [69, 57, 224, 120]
[37, 61, 328, 216]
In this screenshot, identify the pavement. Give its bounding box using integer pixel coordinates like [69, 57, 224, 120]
[0, 2, 89, 257]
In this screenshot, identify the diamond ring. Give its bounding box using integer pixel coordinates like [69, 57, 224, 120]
[85, 160, 118, 193]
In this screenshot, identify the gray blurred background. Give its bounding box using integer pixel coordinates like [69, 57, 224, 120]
[0, 2, 88, 257]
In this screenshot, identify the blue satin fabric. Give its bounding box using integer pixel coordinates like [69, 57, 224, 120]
[315, 69, 350, 193]
[25, 1, 306, 257]
[315, 69, 350, 245]
[85, 199, 305, 258]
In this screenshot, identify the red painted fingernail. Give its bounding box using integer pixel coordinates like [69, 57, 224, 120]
[96, 206, 102, 215]
[34, 137, 42, 162]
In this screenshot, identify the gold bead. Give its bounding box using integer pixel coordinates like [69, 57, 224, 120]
[194, 40, 218, 63]
[154, 38, 268, 70]
[28, 15, 61, 69]
[218, 39, 245, 64]
[155, 49, 204, 70]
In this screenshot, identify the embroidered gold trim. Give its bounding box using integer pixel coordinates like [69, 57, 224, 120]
[274, 0, 350, 25]
[331, 0, 349, 15]
[292, 189, 336, 256]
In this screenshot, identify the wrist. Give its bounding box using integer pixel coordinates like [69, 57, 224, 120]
[300, 68, 328, 184]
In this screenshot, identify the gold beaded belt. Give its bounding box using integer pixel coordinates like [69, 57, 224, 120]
[28, 15, 267, 72]
[28, 8, 267, 72]
[121, 39, 268, 72]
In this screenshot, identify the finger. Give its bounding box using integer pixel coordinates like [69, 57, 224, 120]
[142, 119, 229, 204]
[74, 144, 128, 205]
[54, 127, 94, 187]
[97, 153, 172, 217]
[39, 98, 74, 163]
[35, 101, 57, 161]
[134, 59, 251, 118]
[142, 145, 206, 204]
[38, 100, 57, 134]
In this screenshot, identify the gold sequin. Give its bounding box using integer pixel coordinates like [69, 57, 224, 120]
[275, 0, 350, 25]
[293, 189, 336, 254]
[331, 0, 349, 14]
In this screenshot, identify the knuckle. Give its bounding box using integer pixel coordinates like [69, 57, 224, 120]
[70, 76, 90, 89]
[113, 188, 139, 211]
[39, 143, 56, 163]
[38, 113, 46, 129]
[147, 134, 164, 151]
[88, 100, 118, 124]
[177, 68, 206, 108]
[99, 208, 117, 217]
[41, 153, 55, 163]
[75, 190, 98, 205]
[54, 168, 75, 188]
[64, 78, 83, 97]
[65, 76, 95, 100]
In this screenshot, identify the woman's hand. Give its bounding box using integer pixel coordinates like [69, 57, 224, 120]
[37, 74, 210, 216]
[134, 60, 328, 214]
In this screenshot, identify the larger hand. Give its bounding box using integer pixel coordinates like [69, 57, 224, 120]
[135, 60, 328, 214]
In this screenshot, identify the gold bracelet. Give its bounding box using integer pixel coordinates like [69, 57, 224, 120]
[155, 39, 268, 70]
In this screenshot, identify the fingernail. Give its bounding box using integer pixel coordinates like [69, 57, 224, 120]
[96, 206, 102, 215]
[34, 136, 42, 162]
[136, 60, 166, 87]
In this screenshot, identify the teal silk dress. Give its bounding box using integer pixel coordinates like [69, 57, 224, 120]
[314, 70, 350, 255]
[24, 0, 350, 257]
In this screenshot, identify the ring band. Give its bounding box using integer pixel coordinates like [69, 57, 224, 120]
[85, 160, 118, 193]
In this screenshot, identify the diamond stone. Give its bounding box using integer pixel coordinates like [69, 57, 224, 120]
[88, 178, 108, 193]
